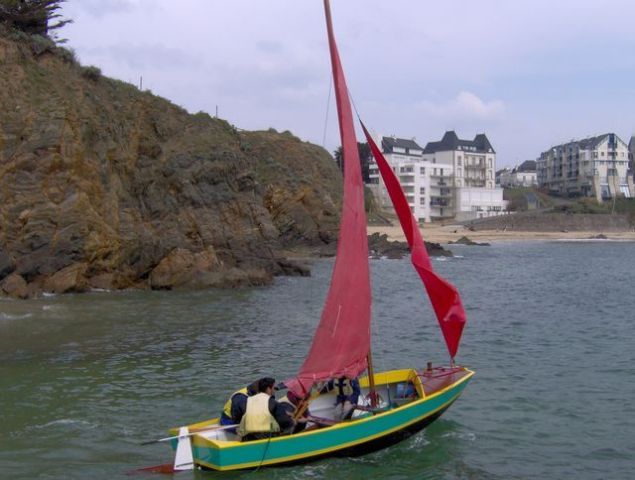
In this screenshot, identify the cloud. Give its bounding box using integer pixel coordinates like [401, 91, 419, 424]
[417, 92, 505, 123]
[81, 43, 197, 70]
[66, 0, 137, 18]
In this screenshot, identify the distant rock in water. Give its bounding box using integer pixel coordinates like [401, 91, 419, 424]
[367, 233, 453, 259]
[589, 234, 608, 240]
[449, 236, 490, 246]
[0, 32, 340, 298]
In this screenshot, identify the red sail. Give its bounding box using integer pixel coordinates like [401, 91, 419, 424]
[288, 0, 371, 396]
[361, 123, 466, 359]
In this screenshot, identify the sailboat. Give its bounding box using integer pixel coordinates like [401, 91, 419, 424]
[158, 0, 474, 471]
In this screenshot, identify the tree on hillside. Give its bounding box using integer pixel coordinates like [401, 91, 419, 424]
[334, 142, 372, 183]
[0, 0, 71, 38]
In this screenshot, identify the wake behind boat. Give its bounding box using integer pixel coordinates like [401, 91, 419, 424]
[145, 0, 474, 471]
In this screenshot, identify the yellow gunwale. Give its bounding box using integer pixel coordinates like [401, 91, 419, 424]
[191, 367, 474, 470]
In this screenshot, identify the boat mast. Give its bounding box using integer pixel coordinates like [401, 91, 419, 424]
[366, 350, 377, 408]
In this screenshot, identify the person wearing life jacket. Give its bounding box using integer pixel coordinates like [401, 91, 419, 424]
[326, 377, 361, 420]
[238, 377, 294, 441]
[219, 379, 259, 426]
[275, 390, 308, 434]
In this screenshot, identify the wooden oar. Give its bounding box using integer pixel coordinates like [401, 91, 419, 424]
[140, 423, 238, 445]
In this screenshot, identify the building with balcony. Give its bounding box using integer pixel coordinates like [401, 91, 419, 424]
[422, 131, 507, 220]
[499, 160, 537, 187]
[629, 134, 634, 183]
[537, 133, 634, 200]
[368, 135, 431, 223]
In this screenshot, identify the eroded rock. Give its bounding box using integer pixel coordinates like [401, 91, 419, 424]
[0, 273, 28, 299]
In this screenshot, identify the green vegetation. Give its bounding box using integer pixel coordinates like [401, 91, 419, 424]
[80, 65, 101, 81]
[504, 187, 635, 224]
[503, 187, 553, 211]
[0, 0, 71, 39]
[334, 142, 371, 183]
[364, 187, 392, 225]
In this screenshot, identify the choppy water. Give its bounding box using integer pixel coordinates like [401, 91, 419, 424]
[1, 241, 634, 479]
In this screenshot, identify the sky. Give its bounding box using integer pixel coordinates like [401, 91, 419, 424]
[60, 0, 635, 168]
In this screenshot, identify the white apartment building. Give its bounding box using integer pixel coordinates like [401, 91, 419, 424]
[537, 133, 634, 200]
[368, 136, 431, 223]
[499, 160, 538, 187]
[422, 131, 507, 221]
[629, 135, 634, 181]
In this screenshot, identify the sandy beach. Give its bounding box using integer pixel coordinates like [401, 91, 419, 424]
[367, 223, 635, 244]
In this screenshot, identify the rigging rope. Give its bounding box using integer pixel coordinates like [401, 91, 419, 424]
[321, 78, 333, 148]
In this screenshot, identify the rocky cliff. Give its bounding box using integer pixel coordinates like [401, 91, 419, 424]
[0, 31, 342, 298]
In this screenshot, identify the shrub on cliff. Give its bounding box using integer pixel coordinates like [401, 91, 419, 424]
[81, 65, 101, 81]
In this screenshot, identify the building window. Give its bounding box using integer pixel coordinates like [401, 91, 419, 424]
[457, 156, 462, 165]
[440, 168, 444, 176]
[432, 158, 436, 164]
[419, 197, 426, 205]
[420, 166, 425, 174]
[419, 187, 425, 194]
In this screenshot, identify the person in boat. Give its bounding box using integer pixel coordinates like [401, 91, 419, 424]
[275, 390, 309, 434]
[238, 377, 295, 441]
[325, 377, 361, 420]
[219, 379, 259, 426]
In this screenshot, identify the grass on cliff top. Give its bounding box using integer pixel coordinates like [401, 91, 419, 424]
[503, 187, 555, 210]
[549, 197, 635, 216]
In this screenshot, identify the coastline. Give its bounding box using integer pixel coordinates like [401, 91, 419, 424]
[367, 224, 635, 244]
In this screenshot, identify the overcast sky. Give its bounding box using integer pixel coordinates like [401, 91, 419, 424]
[61, 0, 635, 167]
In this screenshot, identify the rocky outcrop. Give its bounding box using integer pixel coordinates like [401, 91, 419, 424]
[0, 32, 341, 298]
[449, 236, 490, 246]
[0, 273, 28, 299]
[367, 233, 453, 259]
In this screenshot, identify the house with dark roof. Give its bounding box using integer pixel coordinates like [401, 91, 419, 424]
[537, 133, 633, 200]
[499, 161, 537, 188]
[421, 131, 507, 221]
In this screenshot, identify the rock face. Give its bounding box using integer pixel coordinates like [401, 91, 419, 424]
[0, 33, 341, 297]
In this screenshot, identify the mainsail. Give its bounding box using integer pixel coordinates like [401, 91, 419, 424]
[361, 124, 467, 359]
[289, 0, 372, 396]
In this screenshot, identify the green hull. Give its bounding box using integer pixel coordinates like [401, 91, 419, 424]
[189, 368, 473, 471]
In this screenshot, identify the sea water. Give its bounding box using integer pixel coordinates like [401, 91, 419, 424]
[1, 241, 634, 479]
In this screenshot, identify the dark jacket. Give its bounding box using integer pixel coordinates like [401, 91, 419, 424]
[228, 382, 260, 424]
[327, 377, 361, 405]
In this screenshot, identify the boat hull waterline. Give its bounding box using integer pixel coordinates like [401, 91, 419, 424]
[173, 367, 474, 471]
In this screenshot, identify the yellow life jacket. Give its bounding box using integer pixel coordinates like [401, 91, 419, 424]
[222, 387, 248, 418]
[278, 395, 296, 412]
[238, 393, 280, 436]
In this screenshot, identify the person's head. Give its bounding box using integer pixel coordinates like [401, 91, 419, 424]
[287, 391, 300, 406]
[246, 380, 259, 396]
[258, 377, 276, 395]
